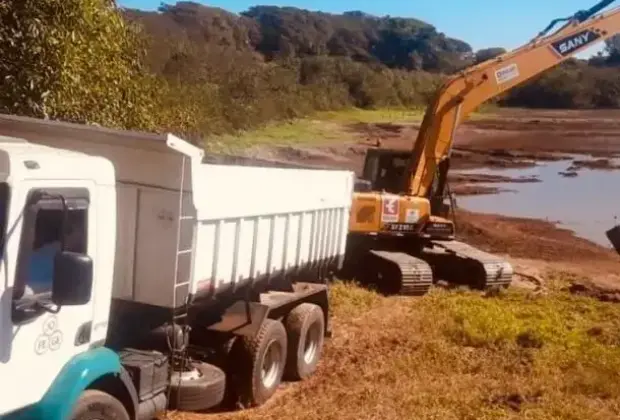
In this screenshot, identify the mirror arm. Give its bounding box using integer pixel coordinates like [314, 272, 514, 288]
[36, 299, 61, 314]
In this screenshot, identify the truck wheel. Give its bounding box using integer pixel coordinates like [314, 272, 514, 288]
[230, 318, 288, 407]
[283, 303, 325, 381]
[168, 362, 226, 412]
[71, 390, 130, 420]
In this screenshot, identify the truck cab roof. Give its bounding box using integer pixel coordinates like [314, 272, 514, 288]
[0, 135, 115, 185]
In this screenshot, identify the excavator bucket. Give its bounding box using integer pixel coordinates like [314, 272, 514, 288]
[606, 224, 620, 255]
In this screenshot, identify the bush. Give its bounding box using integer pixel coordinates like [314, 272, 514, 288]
[0, 0, 160, 130]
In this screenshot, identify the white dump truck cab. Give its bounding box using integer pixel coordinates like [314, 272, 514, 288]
[0, 138, 121, 418]
[0, 114, 354, 420]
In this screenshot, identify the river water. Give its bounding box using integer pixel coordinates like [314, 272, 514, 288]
[454, 155, 620, 248]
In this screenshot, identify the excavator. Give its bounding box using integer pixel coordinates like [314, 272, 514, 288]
[341, 0, 620, 295]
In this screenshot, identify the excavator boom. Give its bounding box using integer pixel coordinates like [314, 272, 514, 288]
[408, 0, 620, 198]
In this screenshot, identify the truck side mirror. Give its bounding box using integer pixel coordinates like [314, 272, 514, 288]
[52, 251, 93, 306]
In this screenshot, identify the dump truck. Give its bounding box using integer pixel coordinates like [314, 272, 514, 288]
[0, 113, 354, 419]
[342, 0, 620, 295]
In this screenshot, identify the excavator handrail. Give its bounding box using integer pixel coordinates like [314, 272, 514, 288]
[539, 0, 615, 36]
[574, 0, 616, 23]
[406, 0, 620, 200]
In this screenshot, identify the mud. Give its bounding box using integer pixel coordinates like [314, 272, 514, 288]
[568, 158, 620, 171]
[448, 173, 540, 184]
[456, 209, 620, 297]
[258, 109, 620, 175]
[448, 173, 538, 196]
[559, 170, 579, 178]
[456, 108, 620, 157]
[455, 209, 618, 264]
[451, 185, 508, 196]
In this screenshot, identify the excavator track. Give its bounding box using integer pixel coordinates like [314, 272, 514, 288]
[368, 250, 434, 296]
[429, 240, 514, 289]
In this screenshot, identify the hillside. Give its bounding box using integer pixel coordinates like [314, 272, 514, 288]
[3, 0, 620, 139]
[123, 2, 620, 113]
[123, 2, 475, 74]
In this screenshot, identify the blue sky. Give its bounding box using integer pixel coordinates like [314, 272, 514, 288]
[118, 0, 610, 56]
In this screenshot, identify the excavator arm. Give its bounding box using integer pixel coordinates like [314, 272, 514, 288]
[408, 0, 620, 199]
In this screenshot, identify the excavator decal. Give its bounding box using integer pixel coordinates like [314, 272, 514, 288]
[494, 64, 520, 84]
[381, 196, 399, 223]
[551, 29, 601, 56]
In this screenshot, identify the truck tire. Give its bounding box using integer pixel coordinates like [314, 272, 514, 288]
[283, 303, 325, 381]
[229, 318, 288, 408]
[71, 390, 130, 420]
[168, 362, 226, 412]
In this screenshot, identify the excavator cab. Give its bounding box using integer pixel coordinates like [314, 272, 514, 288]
[356, 148, 411, 194]
[355, 147, 453, 218]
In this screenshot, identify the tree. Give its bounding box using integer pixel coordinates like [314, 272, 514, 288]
[474, 47, 506, 64]
[603, 34, 620, 66]
[0, 0, 158, 130]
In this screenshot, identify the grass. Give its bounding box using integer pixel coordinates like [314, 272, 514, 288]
[315, 107, 427, 124]
[202, 105, 499, 153]
[166, 276, 620, 420]
[203, 119, 353, 154]
[314, 105, 500, 124]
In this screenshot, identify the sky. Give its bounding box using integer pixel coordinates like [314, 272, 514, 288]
[118, 0, 611, 57]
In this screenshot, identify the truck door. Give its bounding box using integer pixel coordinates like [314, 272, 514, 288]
[0, 182, 97, 415]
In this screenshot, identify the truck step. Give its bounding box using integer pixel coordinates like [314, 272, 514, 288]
[369, 250, 434, 296]
[429, 240, 514, 289]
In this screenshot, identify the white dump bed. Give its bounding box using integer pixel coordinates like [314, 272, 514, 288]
[0, 114, 354, 309]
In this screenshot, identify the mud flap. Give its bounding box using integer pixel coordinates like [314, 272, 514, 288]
[207, 301, 269, 337]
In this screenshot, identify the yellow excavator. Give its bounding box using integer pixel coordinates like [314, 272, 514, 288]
[342, 0, 620, 295]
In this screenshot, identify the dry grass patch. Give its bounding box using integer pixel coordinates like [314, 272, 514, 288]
[165, 279, 620, 420]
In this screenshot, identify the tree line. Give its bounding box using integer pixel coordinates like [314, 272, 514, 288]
[1, 0, 620, 140]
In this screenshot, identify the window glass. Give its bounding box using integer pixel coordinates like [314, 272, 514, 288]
[23, 207, 87, 297]
[0, 182, 9, 260]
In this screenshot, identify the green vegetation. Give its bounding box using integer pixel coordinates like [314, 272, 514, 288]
[2, 0, 620, 146]
[205, 119, 352, 153]
[172, 278, 620, 420]
[315, 108, 427, 124]
[0, 0, 160, 130]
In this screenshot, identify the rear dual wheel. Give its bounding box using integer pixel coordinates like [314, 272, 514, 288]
[229, 318, 288, 407]
[284, 303, 325, 381]
[228, 303, 325, 407]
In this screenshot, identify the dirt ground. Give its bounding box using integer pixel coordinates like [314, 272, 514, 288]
[456, 209, 620, 299]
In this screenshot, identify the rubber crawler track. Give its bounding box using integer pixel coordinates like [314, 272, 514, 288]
[430, 240, 514, 289]
[369, 250, 434, 295]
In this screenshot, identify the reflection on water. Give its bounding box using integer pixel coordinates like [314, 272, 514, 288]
[454, 155, 620, 248]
